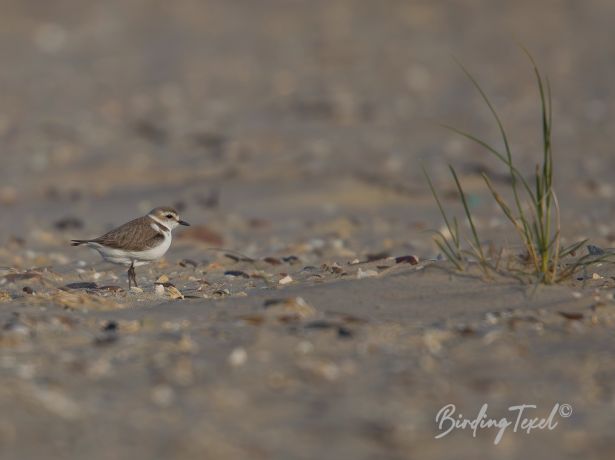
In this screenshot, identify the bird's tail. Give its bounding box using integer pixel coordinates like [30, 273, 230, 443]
[71, 239, 90, 246]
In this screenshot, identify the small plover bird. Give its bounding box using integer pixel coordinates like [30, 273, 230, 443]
[71, 207, 190, 288]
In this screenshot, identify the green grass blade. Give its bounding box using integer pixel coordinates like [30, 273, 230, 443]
[440, 124, 536, 202]
[449, 166, 486, 262]
[431, 229, 463, 261]
[422, 166, 459, 250]
[454, 58, 514, 162]
[560, 239, 587, 258]
[434, 238, 464, 271]
[454, 59, 533, 236]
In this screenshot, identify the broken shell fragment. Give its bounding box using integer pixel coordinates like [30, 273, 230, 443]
[166, 286, 184, 300]
[278, 275, 293, 285]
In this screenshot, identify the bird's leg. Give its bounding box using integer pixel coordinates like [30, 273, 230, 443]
[127, 262, 137, 289]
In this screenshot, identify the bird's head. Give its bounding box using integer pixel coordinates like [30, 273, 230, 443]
[149, 207, 190, 230]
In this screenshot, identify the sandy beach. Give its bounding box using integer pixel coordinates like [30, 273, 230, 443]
[2, 1, 615, 458]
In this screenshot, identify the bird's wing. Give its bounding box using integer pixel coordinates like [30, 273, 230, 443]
[91, 216, 165, 251]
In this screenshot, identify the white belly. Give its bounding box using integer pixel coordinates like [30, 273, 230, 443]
[87, 235, 172, 267]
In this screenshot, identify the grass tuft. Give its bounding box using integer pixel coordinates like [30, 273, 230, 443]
[425, 52, 607, 283]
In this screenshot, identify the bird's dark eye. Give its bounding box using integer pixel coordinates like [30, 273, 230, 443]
[166, 214, 173, 219]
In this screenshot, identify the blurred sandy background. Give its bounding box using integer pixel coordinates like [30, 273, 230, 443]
[2, 1, 615, 459]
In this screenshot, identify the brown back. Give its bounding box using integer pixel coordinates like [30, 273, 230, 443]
[92, 216, 166, 250]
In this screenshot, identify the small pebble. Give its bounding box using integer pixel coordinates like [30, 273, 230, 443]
[179, 259, 198, 268]
[229, 347, 247, 367]
[101, 320, 118, 332]
[225, 270, 250, 278]
[357, 268, 378, 279]
[395, 255, 419, 265]
[0, 186, 17, 205]
[263, 257, 282, 265]
[156, 274, 170, 284]
[279, 275, 293, 285]
[54, 217, 84, 230]
[296, 341, 314, 354]
[151, 385, 175, 407]
[154, 284, 165, 296]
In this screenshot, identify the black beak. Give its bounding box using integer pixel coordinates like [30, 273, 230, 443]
[178, 220, 190, 226]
